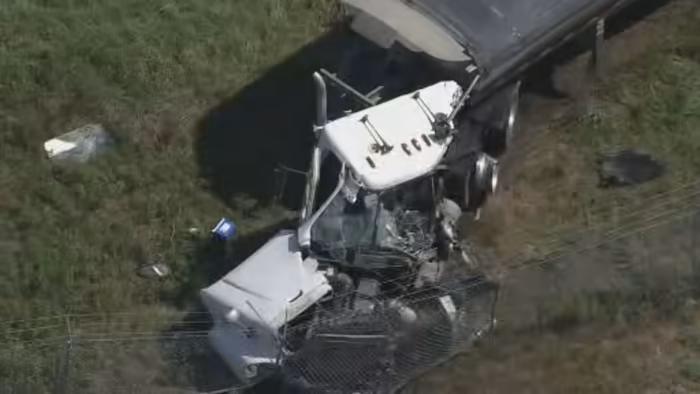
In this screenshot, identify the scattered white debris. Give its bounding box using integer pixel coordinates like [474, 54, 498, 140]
[44, 139, 77, 157]
[138, 263, 171, 279]
[44, 123, 113, 163]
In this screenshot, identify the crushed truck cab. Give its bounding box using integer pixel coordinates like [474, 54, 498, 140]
[202, 78, 500, 388]
[201, 231, 331, 381]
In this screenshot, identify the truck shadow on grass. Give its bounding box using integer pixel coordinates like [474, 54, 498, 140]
[195, 27, 361, 211]
[195, 24, 435, 211]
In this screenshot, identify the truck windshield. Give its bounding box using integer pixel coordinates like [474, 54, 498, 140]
[309, 177, 436, 263]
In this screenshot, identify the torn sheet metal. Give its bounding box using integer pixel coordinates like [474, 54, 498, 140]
[44, 124, 114, 163]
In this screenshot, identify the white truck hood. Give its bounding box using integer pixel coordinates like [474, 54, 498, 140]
[321, 80, 462, 191]
[201, 230, 331, 380]
[201, 230, 330, 330]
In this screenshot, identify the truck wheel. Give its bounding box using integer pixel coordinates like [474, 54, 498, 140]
[483, 81, 521, 157]
[464, 153, 499, 211]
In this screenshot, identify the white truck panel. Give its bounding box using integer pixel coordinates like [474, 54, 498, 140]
[321, 81, 462, 190]
[201, 230, 331, 381]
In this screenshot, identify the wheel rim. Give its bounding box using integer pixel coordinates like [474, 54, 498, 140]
[504, 81, 522, 148]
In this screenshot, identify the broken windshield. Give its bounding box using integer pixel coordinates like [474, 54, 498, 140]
[309, 177, 437, 263]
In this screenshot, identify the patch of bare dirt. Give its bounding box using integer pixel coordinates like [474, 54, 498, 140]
[414, 317, 687, 394]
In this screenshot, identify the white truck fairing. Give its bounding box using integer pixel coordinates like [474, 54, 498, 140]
[200, 230, 331, 381]
[320, 80, 462, 191]
[342, 0, 471, 63]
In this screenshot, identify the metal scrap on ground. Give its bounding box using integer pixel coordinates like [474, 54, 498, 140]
[43, 123, 114, 163]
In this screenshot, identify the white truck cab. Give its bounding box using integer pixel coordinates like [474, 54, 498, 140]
[201, 74, 499, 385]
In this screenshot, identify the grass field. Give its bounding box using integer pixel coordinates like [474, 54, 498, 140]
[2, 0, 700, 392]
[0, 0, 335, 322]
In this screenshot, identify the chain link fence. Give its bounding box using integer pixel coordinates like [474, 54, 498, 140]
[495, 200, 700, 332]
[280, 276, 498, 393]
[1, 201, 699, 393]
[0, 312, 245, 394]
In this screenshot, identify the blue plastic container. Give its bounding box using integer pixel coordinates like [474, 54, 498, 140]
[212, 218, 237, 240]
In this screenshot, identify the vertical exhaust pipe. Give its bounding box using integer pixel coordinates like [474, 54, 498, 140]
[300, 73, 327, 224]
[313, 72, 327, 130]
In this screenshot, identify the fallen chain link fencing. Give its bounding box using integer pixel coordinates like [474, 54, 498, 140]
[1, 200, 699, 394]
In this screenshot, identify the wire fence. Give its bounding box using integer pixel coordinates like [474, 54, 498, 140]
[0, 311, 244, 394]
[1, 197, 699, 394]
[497, 206, 700, 332]
[280, 277, 498, 394]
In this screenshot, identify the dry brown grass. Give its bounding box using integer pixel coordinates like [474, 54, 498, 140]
[416, 316, 688, 394]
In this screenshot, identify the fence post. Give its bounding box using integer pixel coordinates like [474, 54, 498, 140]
[54, 316, 72, 394]
[693, 212, 699, 295]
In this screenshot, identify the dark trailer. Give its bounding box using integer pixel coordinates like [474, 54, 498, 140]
[342, 0, 639, 100]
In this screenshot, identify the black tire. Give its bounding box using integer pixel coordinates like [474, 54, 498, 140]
[464, 153, 499, 212]
[480, 81, 522, 158]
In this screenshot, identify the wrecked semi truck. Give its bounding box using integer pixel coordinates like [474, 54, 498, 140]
[201, 0, 640, 391]
[202, 78, 499, 391]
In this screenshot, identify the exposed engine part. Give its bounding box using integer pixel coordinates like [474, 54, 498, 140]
[354, 278, 381, 313]
[341, 173, 362, 203]
[432, 112, 452, 139]
[414, 261, 443, 289]
[438, 198, 462, 243]
[393, 209, 435, 258]
[328, 272, 354, 310]
[439, 198, 463, 225]
[387, 299, 418, 325]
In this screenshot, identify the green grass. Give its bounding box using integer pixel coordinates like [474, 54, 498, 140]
[1, 0, 700, 391]
[0, 2, 338, 389]
[0, 0, 335, 321]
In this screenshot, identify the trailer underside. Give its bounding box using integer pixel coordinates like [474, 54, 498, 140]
[343, 0, 639, 96]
